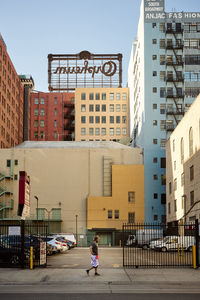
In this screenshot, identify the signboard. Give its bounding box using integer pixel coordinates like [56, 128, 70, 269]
[8, 226, 21, 236]
[144, 0, 200, 22]
[48, 51, 122, 91]
[18, 171, 30, 219]
[80, 235, 84, 239]
[40, 242, 46, 265]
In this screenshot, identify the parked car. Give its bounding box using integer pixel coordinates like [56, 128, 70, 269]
[126, 229, 163, 249]
[53, 236, 69, 252]
[57, 233, 76, 247]
[0, 240, 29, 265]
[45, 236, 63, 253]
[42, 237, 57, 254]
[154, 236, 195, 252]
[149, 238, 164, 249]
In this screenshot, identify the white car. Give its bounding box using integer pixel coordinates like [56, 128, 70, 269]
[50, 235, 69, 252]
[46, 237, 63, 253]
[155, 236, 195, 252]
[58, 233, 76, 247]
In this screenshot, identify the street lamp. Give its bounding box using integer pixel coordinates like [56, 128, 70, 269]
[44, 208, 52, 235]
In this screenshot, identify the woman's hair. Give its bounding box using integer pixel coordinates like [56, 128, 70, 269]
[94, 235, 99, 242]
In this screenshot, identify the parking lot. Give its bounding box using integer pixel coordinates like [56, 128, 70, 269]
[47, 247, 123, 269]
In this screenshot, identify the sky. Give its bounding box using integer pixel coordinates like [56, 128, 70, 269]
[0, 0, 199, 92]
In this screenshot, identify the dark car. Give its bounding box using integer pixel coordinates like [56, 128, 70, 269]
[0, 240, 29, 266]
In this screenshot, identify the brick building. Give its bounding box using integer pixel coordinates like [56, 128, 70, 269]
[0, 34, 24, 148]
[30, 92, 74, 141]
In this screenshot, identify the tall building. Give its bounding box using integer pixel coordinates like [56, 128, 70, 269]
[0, 34, 24, 148]
[30, 92, 75, 141]
[128, 0, 200, 222]
[166, 95, 200, 225]
[75, 88, 129, 141]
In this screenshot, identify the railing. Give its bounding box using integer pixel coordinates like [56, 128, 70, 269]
[166, 108, 184, 115]
[166, 60, 184, 66]
[166, 28, 183, 34]
[166, 124, 175, 131]
[166, 93, 184, 98]
[166, 43, 184, 50]
[166, 76, 184, 82]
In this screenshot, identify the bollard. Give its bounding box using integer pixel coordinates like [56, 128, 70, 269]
[30, 246, 33, 270]
[109, 242, 111, 247]
[193, 245, 197, 269]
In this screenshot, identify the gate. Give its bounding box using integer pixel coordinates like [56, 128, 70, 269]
[123, 221, 199, 268]
[0, 220, 48, 268]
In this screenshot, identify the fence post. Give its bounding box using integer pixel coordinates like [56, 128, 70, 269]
[195, 219, 199, 268]
[21, 219, 25, 269]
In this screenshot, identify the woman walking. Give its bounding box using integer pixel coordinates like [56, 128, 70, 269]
[86, 235, 100, 276]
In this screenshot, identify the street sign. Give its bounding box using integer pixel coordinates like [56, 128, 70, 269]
[40, 242, 46, 265]
[8, 226, 20, 236]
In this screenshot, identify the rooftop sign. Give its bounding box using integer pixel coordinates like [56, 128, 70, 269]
[48, 51, 122, 91]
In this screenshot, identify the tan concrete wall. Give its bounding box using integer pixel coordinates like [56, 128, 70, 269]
[166, 95, 200, 223]
[75, 88, 129, 141]
[0, 143, 143, 234]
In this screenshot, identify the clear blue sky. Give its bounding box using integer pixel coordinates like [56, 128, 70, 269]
[0, 0, 199, 92]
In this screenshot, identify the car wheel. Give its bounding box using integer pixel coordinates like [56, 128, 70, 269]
[188, 246, 193, 252]
[161, 247, 167, 252]
[10, 254, 20, 265]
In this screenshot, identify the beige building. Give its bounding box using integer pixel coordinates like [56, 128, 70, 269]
[166, 95, 200, 225]
[0, 141, 144, 245]
[75, 88, 129, 142]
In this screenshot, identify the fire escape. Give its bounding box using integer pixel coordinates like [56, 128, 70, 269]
[166, 23, 184, 133]
[63, 98, 75, 141]
[0, 172, 14, 219]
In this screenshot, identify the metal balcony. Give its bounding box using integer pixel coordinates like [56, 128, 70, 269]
[166, 28, 183, 34]
[166, 60, 184, 66]
[166, 43, 184, 50]
[166, 93, 184, 99]
[166, 124, 175, 131]
[166, 108, 184, 115]
[166, 76, 184, 82]
[64, 102, 74, 108]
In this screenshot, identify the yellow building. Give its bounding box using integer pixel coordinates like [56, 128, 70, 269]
[75, 88, 129, 142]
[87, 164, 144, 245]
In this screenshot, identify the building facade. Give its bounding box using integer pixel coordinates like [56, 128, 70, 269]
[0, 34, 24, 148]
[30, 92, 75, 141]
[0, 141, 144, 245]
[166, 95, 200, 225]
[128, 0, 200, 222]
[75, 88, 129, 142]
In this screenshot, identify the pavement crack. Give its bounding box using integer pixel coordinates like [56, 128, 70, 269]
[108, 281, 112, 294]
[124, 268, 132, 282]
[40, 275, 49, 283]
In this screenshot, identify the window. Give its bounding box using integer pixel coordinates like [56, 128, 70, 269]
[122, 128, 127, 135]
[160, 55, 165, 65]
[174, 161, 176, 171]
[89, 116, 94, 123]
[128, 212, 135, 224]
[14, 160, 18, 166]
[34, 109, 38, 116]
[190, 191, 194, 206]
[122, 93, 127, 100]
[160, 39, 165, 49]
[181, 173, 185, 186]
[153, 104, 157, 110]
[168, 203, 171, 214]
[101, 128, 106, 135]
[154, 215, 158, 221]
[160, 71, 165, 81]
[162, 215, 166, 224]
[174, 178, 177, 191]
[153, 120, 157, 126]
[161, 194, 166, 204]
[40, 131, 44, 139]
[128, 192, 135, 203]
[81, 128, 86, 135]
[153, 157, 157, 163]
[40, 109, 45, 116]
[81, 93, 86, 100]
[109, 93, 114, 100]
[116, 93, 120, 100]
[102, 105, 106, 112]
[89, 128, 94, 135]
[153, 71, 157, 76]
[6, 160, 11, 167]
[54, 97, 57, 104]
[116, 104, 120, 112]
[110, 104, 114, 112]
[81, 116, 86, 123]
[95, 128, 100, 135]
[180, 138, 184, 163]
[95, 93, 100, 100]
[14, 174, 18, 180]
[54, 109, 57, 116]
[89, 104, 94, 112]
[110, 128, 114, 135]
[160, 23, 165, 32]
[102, 93, 106, 100]
[122, 104, 127, 112]
[89, 93, 94, 100]
[160, 104, 166, 114]
[172, 139, 175, 152]
[95, 105, 100, 112]
[153, 87, 157, 93]
[34, 98, 39, 105]
[110, 116, 114, 124]
[115, 210, 119, 219]
[182, 195, 186, 210]
[95, 116, 100, 123]
[189, 127, 193, 156]
[122, 116, 126, 124]
[169, 182, 172, 194]
[153, 139, 157, 144]
[154, 174, 158, 180]
[116, 128, 120, 135]
[152, 23, 156, 28]
[154, 193, 158, 199]
[174, 200, 177, 212]
[116, 116, 120, 123]
[34, 131, 38, 139]
[40, 98, 45, 104]
[160, 120, 166, 131]
[190, 165, 194, 181]
[102, 116, 106, 123]
[34, 120, 38, 127]
[108, 210, 112, 219]
[161, 175, 166, 185]
[54, 120, 56, 128]
[160, 88, 166, 98]
[161, 158, 166, 168]
[153, 55, 157, 60]
[81, 105, 86, 112]
[152, 39, 157, 44]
